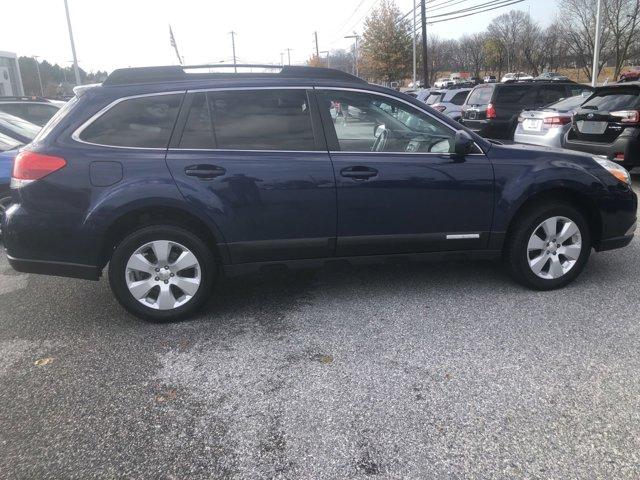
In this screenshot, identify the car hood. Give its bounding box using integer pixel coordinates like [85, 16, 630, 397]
[492, 140, 597, 162]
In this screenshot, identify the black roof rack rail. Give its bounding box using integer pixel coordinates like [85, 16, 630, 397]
[103, 64, 366, 86]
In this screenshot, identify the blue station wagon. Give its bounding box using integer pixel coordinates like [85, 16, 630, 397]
[2, 65, 637, 321]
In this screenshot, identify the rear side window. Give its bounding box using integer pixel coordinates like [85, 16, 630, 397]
[495, 85, 535, 104]
[425, 93, 443, 105]
[581, 90, 640, 111]
[537, 85, 569, 106]
[450, 91, 469, 105]
[79, 94, 182, 148]
[466, 86, 493, 105]
[208, 89, 315, 150]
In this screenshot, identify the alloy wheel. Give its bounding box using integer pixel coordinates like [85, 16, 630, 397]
[527, 216, 582, 280]
[125, 240, 201, 310]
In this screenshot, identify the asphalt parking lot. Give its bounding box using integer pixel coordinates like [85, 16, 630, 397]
[1, 186, 640, 480]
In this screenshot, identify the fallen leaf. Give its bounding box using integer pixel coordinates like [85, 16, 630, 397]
[34, 357, 55, 366]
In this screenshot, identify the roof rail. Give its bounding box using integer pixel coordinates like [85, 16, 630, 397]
[102, 64, 367, 86]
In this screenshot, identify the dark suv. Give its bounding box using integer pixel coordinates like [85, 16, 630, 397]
[2, 65, 636, 321]
[563, 83, 640, 170]
[460, 81, 593, 139]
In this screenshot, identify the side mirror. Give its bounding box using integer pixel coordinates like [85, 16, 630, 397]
[454, 130, 475, 156]
[374, 124, 386, 138]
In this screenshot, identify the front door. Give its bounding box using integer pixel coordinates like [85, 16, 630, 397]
[166, 88, 336, 264]
[315, 88, 494, 257]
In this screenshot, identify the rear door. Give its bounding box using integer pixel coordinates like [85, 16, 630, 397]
[315, 88, 494, 256]
[166, 88, 337, 264]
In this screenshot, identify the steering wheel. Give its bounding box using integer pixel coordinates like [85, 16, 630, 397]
[371, 128, 389, 152]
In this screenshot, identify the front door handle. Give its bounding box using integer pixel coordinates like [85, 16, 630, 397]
[184, 164, 226, 179]
[340, 166, 378, 180]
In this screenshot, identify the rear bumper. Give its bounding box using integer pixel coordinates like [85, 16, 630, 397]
[6, 254, 101, 280]
[563, 130, 640, 168]
[513, 127, 565, 148]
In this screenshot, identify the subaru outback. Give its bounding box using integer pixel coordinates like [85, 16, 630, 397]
[2, 65, 636, 321]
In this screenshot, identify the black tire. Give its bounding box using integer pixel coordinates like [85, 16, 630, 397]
[504, 202, 591, 290]
[108, 225, 216, 322]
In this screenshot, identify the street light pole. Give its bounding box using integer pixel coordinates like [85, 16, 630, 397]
[285, 48, 292, 66]
[592, 0, 603, 87]
[412, 0, 417, 86]
[32, 56, 44, 97]
[420, 0, 428, 87]
[63, 0, 82, 86]
[344, 33, 359, 77]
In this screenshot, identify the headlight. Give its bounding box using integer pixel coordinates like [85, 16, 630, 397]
[593, 156, 631, 185]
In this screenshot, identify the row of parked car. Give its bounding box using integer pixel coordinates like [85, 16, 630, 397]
[413, 78, 640, 172]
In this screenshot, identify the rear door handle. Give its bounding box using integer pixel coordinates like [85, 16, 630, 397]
[184, 164, 226, 179]
[340, 166, 378, 180]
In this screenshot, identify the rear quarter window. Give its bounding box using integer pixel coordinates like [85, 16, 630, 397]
[466, 86, 493, 105]
[79, 94, 182, 148]
[450, 91, 470, 105]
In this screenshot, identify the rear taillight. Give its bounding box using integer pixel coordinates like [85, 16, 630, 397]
[432, 104, 446, 112]
[11, 150, 66, 188]
[611, 110, 640, 123]
[486, 103, 496, 119]
[543, 116, 571, 127]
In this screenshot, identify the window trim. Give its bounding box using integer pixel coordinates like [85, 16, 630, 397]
[71, 91, 185, 150]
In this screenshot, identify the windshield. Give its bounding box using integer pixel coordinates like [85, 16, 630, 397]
[545, 94, 588, 112]
[581, 90, 639, 111]
[0, 112, 40, 141]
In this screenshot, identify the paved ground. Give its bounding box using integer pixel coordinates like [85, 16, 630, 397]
[1, 189, 640, 479]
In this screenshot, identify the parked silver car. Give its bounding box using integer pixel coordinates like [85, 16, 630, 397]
[513, 93, 591, 148]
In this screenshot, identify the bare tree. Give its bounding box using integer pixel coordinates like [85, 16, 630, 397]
[488, 10, 528, 72]
[561, 0, 611, 81]
[603, 0, 640, 79]
[459, 33, 486, 78]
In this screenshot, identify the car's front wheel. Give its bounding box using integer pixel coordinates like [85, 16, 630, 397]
[109, 225, 216, 321]
[504, 202, 591, 290]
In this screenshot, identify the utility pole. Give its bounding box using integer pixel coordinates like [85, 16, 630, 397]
[63, 0, 82, 86]
[420, 0, 428, 87]
[280, 52, 284, 66]
[32, 56, 44, 97]
[229, 31, 237, 73]
[412, 0, 417, 86]
[320, 50, 330, 68]
[314, 31, 320, 59]
[285, 48, 292, 66]
[344, 33, 359, 77]
[592, 0, 603, 87]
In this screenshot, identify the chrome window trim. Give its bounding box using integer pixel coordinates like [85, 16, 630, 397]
[168, 148, 327, 153]
[188, 86, 310, 93]
[71, 90, 185, 150]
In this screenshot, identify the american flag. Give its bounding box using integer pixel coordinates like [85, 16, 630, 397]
[169, 26, 177, 48]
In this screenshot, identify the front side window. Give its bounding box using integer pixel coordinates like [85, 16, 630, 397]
[208, 89, 315, 150]
[318, 90, 455, 154]
[79, 94, 182, 148]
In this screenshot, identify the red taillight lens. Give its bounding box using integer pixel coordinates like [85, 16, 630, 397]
[12, 150, 66, 183]
[486, 103, 496, 119]
[432, 104, 446, 112]
[615, 152, 625, 161]
[611, 110, 640, 123]
[543, 116, 572, 127]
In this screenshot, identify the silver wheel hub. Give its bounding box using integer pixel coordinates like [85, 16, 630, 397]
[527, 216, 582, 280]
[125, 240, 201, 310]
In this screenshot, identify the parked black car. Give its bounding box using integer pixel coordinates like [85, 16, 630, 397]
[460, 81, 593, 139]
[563, 83, 640, 170]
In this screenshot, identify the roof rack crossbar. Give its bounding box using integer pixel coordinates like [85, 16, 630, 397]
[102, 64, 366, 86]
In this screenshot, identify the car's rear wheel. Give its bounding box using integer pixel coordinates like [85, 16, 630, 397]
[504, 202, 591, 290]
[109, 225, 215, 321]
